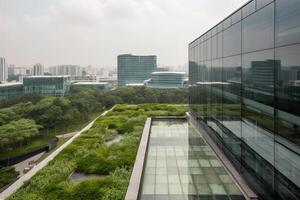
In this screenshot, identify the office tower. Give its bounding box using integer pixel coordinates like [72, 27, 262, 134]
[33, 63, 44, 76]
[117, 54, 157, 87]
[188, 0, 300, 199]
[0, 57, 8, 82]
[48, 65, 82, 76]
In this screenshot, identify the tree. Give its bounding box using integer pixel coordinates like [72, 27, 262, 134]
[0, 119, 41, 149]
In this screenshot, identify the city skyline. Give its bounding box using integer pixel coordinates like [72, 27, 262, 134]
[0, 0, 248, 68]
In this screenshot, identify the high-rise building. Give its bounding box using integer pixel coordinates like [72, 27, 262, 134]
[117, 54, 157, 87]
[189, 0, 300, 199]
[49, 65, 82, 76]
[33, 63, 44, 76]
[0, 57, 8, 83]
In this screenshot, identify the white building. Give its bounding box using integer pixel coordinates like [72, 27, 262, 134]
[49, 65, 82, 76]
[33, 63, 44, 76]
[0, 57, 8, 83]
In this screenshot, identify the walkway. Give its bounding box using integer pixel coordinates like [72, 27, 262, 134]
[0, 107, 113, 200]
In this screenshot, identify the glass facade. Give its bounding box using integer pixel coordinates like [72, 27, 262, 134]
[189, 0, 300, 199]
[145, 72, 187, 89]
[117, 54, 157, 87]
[23, 76, 70, 96]
[0, 83, 23, 99]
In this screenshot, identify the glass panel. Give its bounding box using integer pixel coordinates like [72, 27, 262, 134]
[222, 55, 242, 137]
[217, 23, 223, 33]
[203, 40, 207, 61]
[221, 55, 242, 170]
[242, 1, 256, 18]
[212, 35, 217, 59]
[275, 0, 300, 46]
[223, 17, 232, 30]
[212, 26, 217, 36]
[207, 38, 212, 60]
[211, 59, 223, 122]
[275, 44, 300, 146]
[257, 0, 273, 9]
[223, 22, 241, 57]
[139, 119, 245, 200]
[232, 10, 241, 24]
[200, 42, 204, 61]
[242, 3, 274, 53]
[217, 32, 223, 58]
[241, 49, 275, 198]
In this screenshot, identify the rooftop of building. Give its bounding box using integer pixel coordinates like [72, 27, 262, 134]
[72, 82, 108, 85]
[151, 71, 186, 75]
[23, 75, 71, 78]
[118, 54, 156, 57]
[0, 82, 23, 87]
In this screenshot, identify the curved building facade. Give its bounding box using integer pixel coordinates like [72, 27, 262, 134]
[145, 71, 187, 88]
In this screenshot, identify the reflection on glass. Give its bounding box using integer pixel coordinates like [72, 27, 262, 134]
[223, 22, 241, 57]
[139, 119, 244, 200]
[242, 3, 274, 53]
[275, 44, 300, 145]
[275, 0, 300, 46]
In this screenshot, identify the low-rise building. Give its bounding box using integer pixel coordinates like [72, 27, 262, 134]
[23, 76, 70, 96]
[70, 82, 110, 91]
[144, 71, 188, 89]
[0, 82, 23, 99]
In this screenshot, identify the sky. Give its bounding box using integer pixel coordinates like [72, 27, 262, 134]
[0, 0, 248, 68]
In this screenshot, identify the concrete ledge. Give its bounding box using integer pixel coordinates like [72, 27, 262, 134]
[125, 118, 152, 200]
[187, 112, 258, 200]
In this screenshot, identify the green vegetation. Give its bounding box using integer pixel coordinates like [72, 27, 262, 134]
[0, 87, 187, 158]
[0, 167, 19, 189]
[10, 104, 187, 200]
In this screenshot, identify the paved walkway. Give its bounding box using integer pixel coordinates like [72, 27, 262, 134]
[0, 108, 113, 200]
[56, 132, 77, 138]
[13, 152, 45, 176]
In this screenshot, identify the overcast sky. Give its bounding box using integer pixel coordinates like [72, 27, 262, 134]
[0, 0, 248, 68]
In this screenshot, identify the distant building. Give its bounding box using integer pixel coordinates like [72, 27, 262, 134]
[145, 72, 187, 89]
[7, 64, 15, 75]
[117, 54, 157, 87]
[0, 82, 23, 99]
[23, 76, 71, 96]
[49, 65, 82, 76]
[33, 63, 44, 76]
[0, 57, 7, 83]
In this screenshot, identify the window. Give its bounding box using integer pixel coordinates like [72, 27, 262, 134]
[217, 32, 223, 58]
[242, 1, 256, 18]
[223, 22, 241, 57]
[275, 0, 300, 46]
[212, 35, 217, 59]
[275, 44, 300, 145]
[257, 0, 273, 10]
[232, 10, 241, 24]
[223, 17, 232, 30]
[242, 3, 274, 53]
[242, 49, 274, 106]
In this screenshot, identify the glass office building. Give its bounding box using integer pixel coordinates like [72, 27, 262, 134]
[145, 72, 187, 89]
[0, 83, 23, 99]
[117, 54, 157, 87]
[23, 76, 70, 96]
[188, 0, 300, 199]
